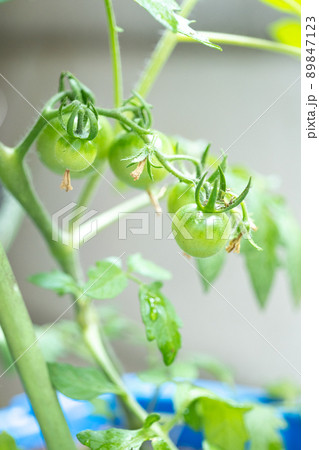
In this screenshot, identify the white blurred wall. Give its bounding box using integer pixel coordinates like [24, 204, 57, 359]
[0, 0, 300, 405]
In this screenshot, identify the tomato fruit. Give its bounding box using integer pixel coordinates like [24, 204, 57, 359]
[108, 131, 174, 189]
[167, 182, 195, 214]
[172, 203, 232, 258]
[55, 136, 97, 172]
[36, 116, 113, 177]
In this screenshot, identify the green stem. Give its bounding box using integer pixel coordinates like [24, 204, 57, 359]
[16, 110, 59, 158]
[96, 108, 150, 135]
[0, 242, 76, 450]
[77, 170, 105, 208]
[104, 0, 123, 108]
[78, 304, 178, 449]
[178, 31, 301, 57]
[15, 92, 67, 158]
[135, 0, 200, 98]
[77, 191, 163, 246]
[0, 144, 78, 278]
[154, 150, 194, 184]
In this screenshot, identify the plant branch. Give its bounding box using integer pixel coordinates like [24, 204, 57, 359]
[78, 304, 178, 449]
[178, 31, 301, 57]
[154, 150, 195, 184]
[0, 242, 76, 450]
[135, 0, 200, 98]
[104, 0, 123, 108]
[77, 190, 165, 246]
[96, 108, 151, 135]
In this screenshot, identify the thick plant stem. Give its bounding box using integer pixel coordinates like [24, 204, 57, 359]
[0, 243, 76, 450]
[104, 0, 123, 108]
[178, 31, 301, 57]
[135, 0, 200, 98]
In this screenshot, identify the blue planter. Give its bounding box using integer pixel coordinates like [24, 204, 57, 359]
[0, 374, 300, 449]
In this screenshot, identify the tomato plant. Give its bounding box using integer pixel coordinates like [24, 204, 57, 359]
[0, 0, 301, 450]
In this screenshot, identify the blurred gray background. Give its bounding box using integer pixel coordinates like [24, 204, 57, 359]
[0, 0, 300, 406]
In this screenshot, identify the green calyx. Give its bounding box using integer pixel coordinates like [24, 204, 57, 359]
[195, 165, 252, 214]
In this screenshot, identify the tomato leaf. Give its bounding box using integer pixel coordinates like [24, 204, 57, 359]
[274, 203, 301, 305]
[241, 192, 280, 307]
[269, 19, 301, 47]
[174, 383, 250, 449]
[48, 362, 121, 400]
[133, 0, 221, 50]
[28, 270, 79, 296]
[77, 414, 160, 449]
[139, 282, 182, 365]
[245, 405, 287, 450]
[128, 253, 171, 281]
[196, 251, 226, 292]
[84, 258, 128, 299]
[0, 432, 20, 450]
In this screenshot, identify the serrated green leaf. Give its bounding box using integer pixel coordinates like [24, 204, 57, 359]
[0, 432, 20, 450]
[133, 0, 221, 50]
[259, 0, 300, 14]
[128, 253, 171, 281]
[85, 259, 128, 300]
[174, 383, 250, 449]
[269, 19, 301, 47]
[77, 415, 160, 449]
[241, 193, 280, 307]
[48, 362, 121, 400]
[245, 405, 286, 450]
[139, 282, 182, 365]
[196, 251, 226, 292]
[201, 397, 250, 450]
[28, 271, 79, 296]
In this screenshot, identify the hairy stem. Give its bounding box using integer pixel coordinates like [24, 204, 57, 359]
[154, 150, 194, 184]
[178, 31, 301, 57]
[0, 243, 76, 450]
[104, 0, 123, 107]
[135, 0, 200, 98]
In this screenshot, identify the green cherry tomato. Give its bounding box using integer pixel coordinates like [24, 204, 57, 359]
[109, 131, 174, 190]
[55, 136, 97, 172]
[167, 182, 196, 214]
[172, 203, 232, 258]
[36, 116, 113, 177]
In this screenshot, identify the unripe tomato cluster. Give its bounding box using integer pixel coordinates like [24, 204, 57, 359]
[36, 119, 230, 258]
